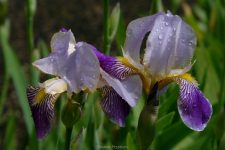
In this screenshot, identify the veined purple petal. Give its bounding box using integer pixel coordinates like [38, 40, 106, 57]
[100, 86, 130, 127]
[176, 79, 212, 131]
[27, 86, 58, 139]
[100, 69, 142, 107]
[143, 11, 196, 78]
[124, 12, 164, 68]
[92, 48, 134, 80]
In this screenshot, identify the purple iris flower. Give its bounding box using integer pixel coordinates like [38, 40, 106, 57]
[27, 29, 142, 139]
[118, 11, 212, 131]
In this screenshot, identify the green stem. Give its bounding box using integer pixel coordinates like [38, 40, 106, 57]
[65, 127, 73, 150]
[25, 0, 36, 84]
[0, 72, 9, 118]
[25, 0, 34, 58]
[103, 0, 110, 54]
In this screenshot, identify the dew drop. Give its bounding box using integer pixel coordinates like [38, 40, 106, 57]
[166, 12, 172, 17]
[165, 22, 169, 26]
[158, 34, 163, 40]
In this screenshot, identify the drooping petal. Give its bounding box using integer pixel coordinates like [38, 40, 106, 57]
[93, 48, 136, 80]
[143, 11, 196, 79]
[100, 86, 131, 127]
[26, 86, 58, 139]
[100, 69, 142, 107]
[124, 12, 164, 69]
[61, 42, 100, 93]
[176, 78, 212, 131]
[33, 29, 76, 75]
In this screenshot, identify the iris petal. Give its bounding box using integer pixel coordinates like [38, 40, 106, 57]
[93, 49, 134, 80]
[124, 12, 163, 68]
[143, 12, 196, 79]
[33, 30, 76, 75]
[33, 30, 100, 94]
[50, 29, 76, 54]
[27, 86, 58, 139]
[176, 78, 212, 131]
[62, 42, 100, 93]
[100, 69, 142, 107]
[100, 86, 130, 127]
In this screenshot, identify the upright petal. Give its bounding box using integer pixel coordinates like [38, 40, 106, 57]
[26, 86, 58, 139]
[100, 69, 142, 107]
[143, 11, 196, 79]
[61, 42, 100, 93]
[100, 86, 130, 127]
[124, 12, 164, 69]
[176, 78, 212, 131]
[50, 29, 76, 54]
[33, 29, 76, 75]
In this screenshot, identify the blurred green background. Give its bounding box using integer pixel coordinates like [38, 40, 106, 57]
[0, 0, 225, 149]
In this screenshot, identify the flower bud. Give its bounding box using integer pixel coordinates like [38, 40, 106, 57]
[61, 99, 82, 128]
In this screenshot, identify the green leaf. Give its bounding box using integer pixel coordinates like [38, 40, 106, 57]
[0, 21, 33, 135]
[152, 121, 192, 150]
[126, 132, 138, 150]
[0, 72, 9, 117]
[156, 111, 175, 132]
[109, 3, 120, 42]
[3, 113, 16, 150]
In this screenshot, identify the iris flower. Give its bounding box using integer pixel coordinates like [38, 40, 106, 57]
[116, 11, 212, 131]
[26, 29, 101, 138]
[27, 29, 142, 139]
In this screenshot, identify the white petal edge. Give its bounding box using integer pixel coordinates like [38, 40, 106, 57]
[100, 69, 142, 107]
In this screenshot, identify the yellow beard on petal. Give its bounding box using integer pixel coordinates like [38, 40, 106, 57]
[117, 57, 151, 93]
[158, 73, 198, 91]
[33, 88, 47, 105]
[177, 73, 198, 86]
[117, 57, 139, 72]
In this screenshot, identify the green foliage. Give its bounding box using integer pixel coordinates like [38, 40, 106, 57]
[0, 0, 225, 149]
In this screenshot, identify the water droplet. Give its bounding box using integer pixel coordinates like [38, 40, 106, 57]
[188, 42, 192, 46]
[182, 39, 185, 43]
[160, 26, 163, 30]
[166, 11, 172, 17]
[173, 28, 176, 31]
[158, 34, 163, 40]
[165, 22, 169, 26]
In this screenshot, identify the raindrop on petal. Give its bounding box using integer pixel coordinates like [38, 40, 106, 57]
[158, 34, 163, 40]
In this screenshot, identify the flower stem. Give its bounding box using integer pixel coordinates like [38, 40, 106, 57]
[25, 0, 37, 84]
[65, 127, 73, 150]
[103, 0, 110, 54]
